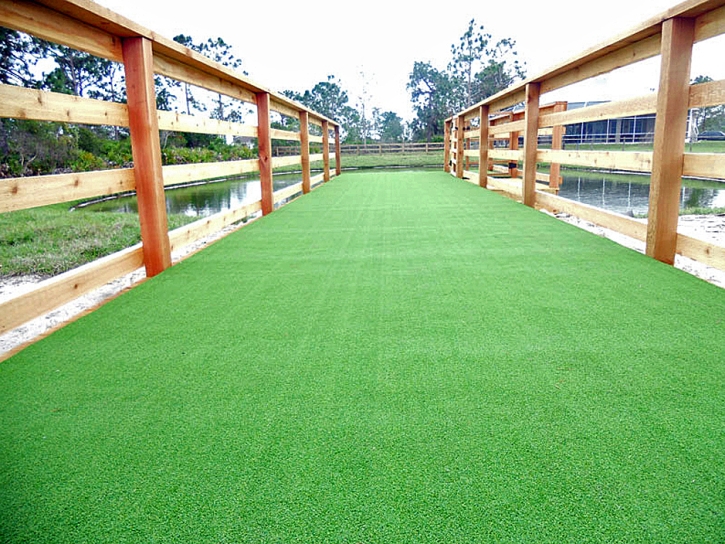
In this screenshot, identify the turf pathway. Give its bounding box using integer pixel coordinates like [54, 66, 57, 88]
[2, 170, 725, 542]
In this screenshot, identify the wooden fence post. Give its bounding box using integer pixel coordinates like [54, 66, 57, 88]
[478, 105, 489, 188]
[549, 101, 567, 190]
[256, 91, 273, 215]
[523, 82, 541, 207]
[335, 125, 341, 176]
[122, 36, 171, 277]
[646, 17, 695, 265]
[299, 110, 311, 194]
[444, 119, 451, 173]
[456, 114, 465, 179]
[322, 120, 330, 182]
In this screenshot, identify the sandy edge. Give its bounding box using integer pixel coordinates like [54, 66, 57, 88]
[1, 213, 724, 359]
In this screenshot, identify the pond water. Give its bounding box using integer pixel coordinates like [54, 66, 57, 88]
[79, 173, 304, 217]
[557, 172, 725, 215]
[79, 169, 725, 217]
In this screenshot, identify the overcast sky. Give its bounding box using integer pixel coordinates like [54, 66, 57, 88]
[96, 0, 724, 121]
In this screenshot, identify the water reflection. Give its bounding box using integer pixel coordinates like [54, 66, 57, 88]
[557, 174, 725, 215]
[84, 174, 302, 217]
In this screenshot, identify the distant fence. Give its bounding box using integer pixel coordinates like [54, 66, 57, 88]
[275, 142, 445, 156]
[0, 0, 340, 337]
[446, 0, 725, 272]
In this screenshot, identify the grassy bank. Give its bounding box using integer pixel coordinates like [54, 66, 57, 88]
[0, 204, 196, 277]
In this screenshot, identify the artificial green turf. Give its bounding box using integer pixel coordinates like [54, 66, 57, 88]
[1, 170, 724, 542]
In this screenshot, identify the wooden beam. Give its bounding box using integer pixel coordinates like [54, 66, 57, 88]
[299, 111, 311, 194]
[168, 200, 262, 255]
[539, 94, 657, 128]
[162, 160, 258, 187]
[456, 115, 465, 179]
[322, 120, 330, 182]
[523, 83, 541, 207]
[273, 182, 304, 204]
[0, 83, 129, 126]
[122, 36, 171, 277]
[0, 169, 135, 213]
[335, 125, 342, 176]
[646, 17, 696, 265]
[256, 91, 274, 215]
[548, 102, 567, 190]
[444, 119, 452, 174]
[0, 244, 143, 335]
[478, 105, 489, 188]
[157, 110, 257, 137]
[0, 0, 123, 62]
[536, 149, 653, 172]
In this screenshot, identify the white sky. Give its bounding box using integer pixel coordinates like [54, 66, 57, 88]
[96, 0, 724, 121]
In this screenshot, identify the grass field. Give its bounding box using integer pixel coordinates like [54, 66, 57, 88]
[2, 171, 724, 542]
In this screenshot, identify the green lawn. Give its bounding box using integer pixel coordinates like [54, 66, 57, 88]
[1, 170, 724, 542]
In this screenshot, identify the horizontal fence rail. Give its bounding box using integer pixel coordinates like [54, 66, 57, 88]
[445, 0, 725, 272]
[274, 141, 445, 156]
[0, 0, 341, 338]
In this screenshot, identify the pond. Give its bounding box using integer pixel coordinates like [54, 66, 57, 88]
[78, 169, 725, 217]
[557, 171, 725, 215]
[78, 173, 305, 217]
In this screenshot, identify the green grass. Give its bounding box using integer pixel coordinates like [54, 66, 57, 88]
[341, 150, 444, 169]
[0, 204, 197, 277]
[2, 171, 725, 542]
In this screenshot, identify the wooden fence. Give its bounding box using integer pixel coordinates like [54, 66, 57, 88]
[274, 141, 445, 156]
[445, 0, 725, 272]
[0, 0, 340, 336]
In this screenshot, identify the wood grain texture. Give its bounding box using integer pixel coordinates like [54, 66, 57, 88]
[0, 169, 136, 213]
[646, 17, 696, 264]
[0, 84, 129, 126]
[256, 92, 274, 215]
[123, 36, 171, 276]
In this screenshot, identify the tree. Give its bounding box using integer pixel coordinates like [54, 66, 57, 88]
[173, 34, 207, 115]
[283, 76, 361, 141]
[448, 19, 525, 109]
[408, 20, 526, 140]
[407, 61, 456, 141]
[0, 28, 41, 87]
[376, 111, 405, 142]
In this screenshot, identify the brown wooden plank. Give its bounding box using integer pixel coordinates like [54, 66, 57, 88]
[299, 111, 311, 194]
[489, 149, 524, 162]
[456, 115, 465, 178]
[256, 92, 274, 215]
[0, 0, 123, 61]
[273, 182, 304, 204]
[444, 120, 452, 174]
[489, 120, 526, 135]
[335, 125, 342, 176]
[168, 201, 262, 254]
[122, 36, 171, 276]
[549, 102, 566, 190]
[523, 83, 541, 207]
[0, 83, 129, 126]
[162, 160, 258, 187]
[270, 128, 301, 142]
[539, 94, 657, 128]
[309, 135, 324, 144]
[0, 169, 135, 213]
[157, 110, 257, 137]
[322, 121, 330, 182]
[153, 54, 257, 105]
[537, 149, 654, 172]
[0, 243, 143, 335]
[682, 153, 725, 179]
[646, 17, 696, 265]
[689, 78, 725, 108]
[676, 232, 725, 271]
[272, 156, 301, 169]
[535, 191, 648, 241]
